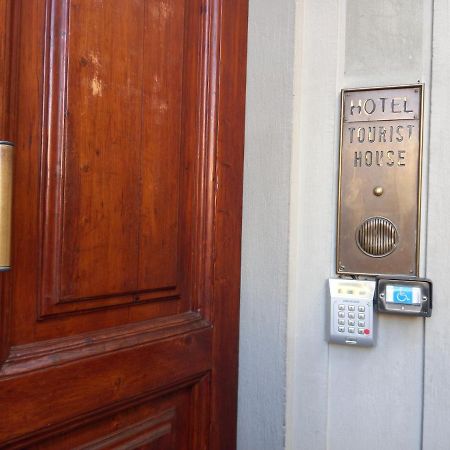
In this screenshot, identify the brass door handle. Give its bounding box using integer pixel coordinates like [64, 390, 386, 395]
[0, 141, 14, 271]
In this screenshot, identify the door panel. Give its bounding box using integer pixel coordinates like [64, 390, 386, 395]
[1, 322, 210, 438]
[33, 0, 193, 324]
[16, 378, 206, 449]
[51, 0, 184, 302]
[0, 0, 248, 448]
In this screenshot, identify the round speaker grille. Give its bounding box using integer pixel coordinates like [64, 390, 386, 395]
[356, 216, 398, 257]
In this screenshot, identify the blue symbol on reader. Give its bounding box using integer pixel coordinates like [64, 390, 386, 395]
[393, 287, 413, 304]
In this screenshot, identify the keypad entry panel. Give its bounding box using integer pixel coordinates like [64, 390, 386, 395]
[329, 279, 376, 347]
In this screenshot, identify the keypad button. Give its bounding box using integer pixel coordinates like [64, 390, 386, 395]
[338, 311, 345, 318]
[358, 306, 365, 312]
[348, 312, 355, 319]
[358, 313, 365, 320]
[348, 327, 355, 334]
[338, 319, 345, 325]
[348, 320, 355, 326]
[358, 320, 365, 327]
[348, 305, 355, 311]
[358, 328, 365, 335]
[338, 326, 345, 333]
[338, 304, 345, 310]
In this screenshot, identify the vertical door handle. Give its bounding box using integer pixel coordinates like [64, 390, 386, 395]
[0, 141, 14, 271]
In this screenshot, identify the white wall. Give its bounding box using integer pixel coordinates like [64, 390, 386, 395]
[237, 1, 295, 449]
[423, 1, 450, 448]
[287, 1, 433, 449]
[240, 0, 450, 449]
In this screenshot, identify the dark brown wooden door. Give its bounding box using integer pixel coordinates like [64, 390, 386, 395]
[0, 1, 248, 448]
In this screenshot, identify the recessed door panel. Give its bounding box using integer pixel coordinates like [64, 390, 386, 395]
[40, 0, 186, 317]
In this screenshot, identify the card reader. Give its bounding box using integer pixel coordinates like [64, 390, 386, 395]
[377, 277, 432, 317]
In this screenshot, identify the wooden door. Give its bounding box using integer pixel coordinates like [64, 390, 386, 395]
[0, 0, 248, 448]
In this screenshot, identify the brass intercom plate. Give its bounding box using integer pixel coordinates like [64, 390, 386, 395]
[337, 84, 423, 276]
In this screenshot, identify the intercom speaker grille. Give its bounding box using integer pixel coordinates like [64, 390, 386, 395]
[356, 217, 399, 257]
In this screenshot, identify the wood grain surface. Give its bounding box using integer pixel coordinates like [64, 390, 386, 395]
[0, 0, 248, 448]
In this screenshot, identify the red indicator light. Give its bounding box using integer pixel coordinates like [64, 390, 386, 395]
[364, 329, 370, 335]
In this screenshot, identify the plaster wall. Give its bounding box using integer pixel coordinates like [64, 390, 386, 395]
[237, 1, 295, 449]
[239, 0, 450, 449]
[287, 0, 432, 449]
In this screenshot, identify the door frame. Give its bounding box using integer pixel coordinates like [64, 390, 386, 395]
[207, 2, 249, 447]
